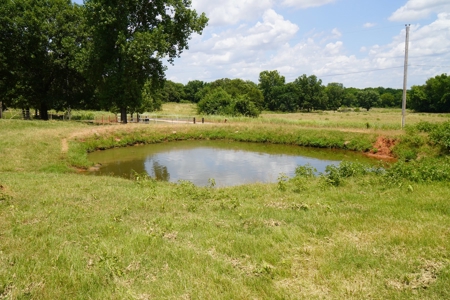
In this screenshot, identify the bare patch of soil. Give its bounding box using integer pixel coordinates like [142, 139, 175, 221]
[367, 136, 397, 160]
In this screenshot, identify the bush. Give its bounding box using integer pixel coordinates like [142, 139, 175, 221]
[232, 96, 260, 117]
[383, 157, 450, 183]
[429, 121, 450, 152]
[294, 164, 317, 178]
[415, 121, 438, 133]
[71, 112, 95, 120]
[198, 89, 261, 117]
[197, 88, 233, 115]
[323, 164, 342, 186]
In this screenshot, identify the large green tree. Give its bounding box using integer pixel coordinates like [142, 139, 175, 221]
[258, 70, 286, 111]
[356, 89, 380, 111]
[0, 0, 89, 119]
[293, 74, 326, 111]
[85, 0, 207, 123]
[409, 74, 450, 113]
[325, 82, 345, 111]
[157, 80, 186, 103]
[205, 78, 263, 109]
[184, 80, 206, 103]
[271, 83, 298, 112]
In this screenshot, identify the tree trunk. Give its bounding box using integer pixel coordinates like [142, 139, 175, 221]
[40, 102, 49, 120]
[0, 101, 2, 119]
[120, 106, 127, 124]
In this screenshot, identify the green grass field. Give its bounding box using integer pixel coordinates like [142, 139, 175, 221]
[0, 105, 449, 299]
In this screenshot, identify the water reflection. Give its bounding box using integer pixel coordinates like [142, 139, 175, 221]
[87, 140, 378, 187]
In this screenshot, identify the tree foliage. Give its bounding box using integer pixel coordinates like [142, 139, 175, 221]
[0, 0, 90, 119]
[195, 78, 262, 117]
[157, 80, 186, 103]
[206, 78, 264, 109]
[184, 80, 206, 103]
[356, 90, 380, 111]
[325, 82, 345, 111]
[258, 70, 286, 111]
[293, 74, 327, 111]
[409, 74, 450, 113]
[197, 88, 233, 116]
[1, 0, 207, 120]
[85, 0, 207, 122]
[197, 86, 260, 117]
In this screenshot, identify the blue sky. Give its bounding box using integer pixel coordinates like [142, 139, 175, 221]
[74, 0, 450, 88]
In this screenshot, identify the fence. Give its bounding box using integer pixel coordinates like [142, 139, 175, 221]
[94, 114, 208, 124]
[0, 109, 221, 124]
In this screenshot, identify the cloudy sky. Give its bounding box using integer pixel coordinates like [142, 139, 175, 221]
[76, 0, 450, 88]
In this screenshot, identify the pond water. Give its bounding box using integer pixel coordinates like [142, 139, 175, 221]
[87, 140, 381, 187]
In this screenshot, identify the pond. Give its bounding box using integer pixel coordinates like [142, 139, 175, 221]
[87, 140, 382, 187]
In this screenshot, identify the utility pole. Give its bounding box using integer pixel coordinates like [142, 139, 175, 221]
[402, 24, 410, 128]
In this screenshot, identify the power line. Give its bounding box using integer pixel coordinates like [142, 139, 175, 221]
[304, 64, 449, 79]
[318, 66, 404, 77]
[410, 64, 450, 68]
[341, 24, 402, 35]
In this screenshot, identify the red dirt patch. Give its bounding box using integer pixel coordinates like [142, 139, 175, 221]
[367, 136, 397, 160]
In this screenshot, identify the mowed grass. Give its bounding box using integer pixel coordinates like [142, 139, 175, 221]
[0, 108, 450, 299]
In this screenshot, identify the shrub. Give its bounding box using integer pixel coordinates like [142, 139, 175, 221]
[383, 157, 450, 183]
[198, 89, 261, 117]
[197, 88, 233, 115]
[415, 121, 437, 133]
[232, 96, 260, 117]
[323, 164, 342, 186]
[337, 161, 369, 177]
[429, 121, 450, 152]
[71, 112, 95, 120]
[294, 164, 317, 178]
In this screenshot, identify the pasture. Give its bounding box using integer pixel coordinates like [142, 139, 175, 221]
[0, 105, 449, 299]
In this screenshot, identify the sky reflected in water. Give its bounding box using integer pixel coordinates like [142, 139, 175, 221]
[87, 140, 378, 187]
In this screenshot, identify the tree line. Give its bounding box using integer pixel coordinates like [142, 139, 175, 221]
[150, 71, 404, 117]
[154, 71, 450, 117]
[0, 0, 207, 122]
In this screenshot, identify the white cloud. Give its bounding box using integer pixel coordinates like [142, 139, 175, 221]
[281, 0, 336, 9]
[201, 9, 298, 56]
[413, 13, 450, 45]
[192, 0, 273, 26]
[389, 0, 450, 21]
[167, 2, 450, 89]
[363, 22, 376, 28]
[331, 28, 342, 38]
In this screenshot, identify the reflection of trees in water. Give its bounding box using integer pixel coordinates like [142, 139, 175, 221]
[152, 161, 170, 181]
